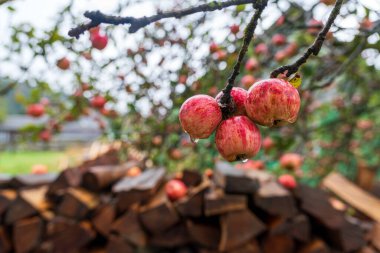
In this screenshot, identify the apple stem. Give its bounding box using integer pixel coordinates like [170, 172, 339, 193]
[270, 0, 345, 78]
[68, 0, 256, 39]
[219, 0, 268, 118]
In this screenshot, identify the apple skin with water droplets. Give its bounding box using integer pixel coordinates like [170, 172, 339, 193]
[245, 78, 300, 127]
[215, 87, 248, 116]
[215, 116, 261, 162]
[179, 95, 222, 139]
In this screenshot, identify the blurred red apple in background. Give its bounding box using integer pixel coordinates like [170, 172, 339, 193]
[56, 57, 70, 70]
[91, 95, 107, 109]
[280, 153, 303, 170]
[271, 34, 286, 45]
[165, 179, 188, 201]
[241, 75, 256, 89]
[27, 104, 45, 118]
[31, 164, 48, 174]
[245, 58, 259, 71]
[278, 174, 297, 189]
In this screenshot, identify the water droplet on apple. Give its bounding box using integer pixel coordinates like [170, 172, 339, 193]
[190, 137, 199, 143]
[241, 158, 249, 163]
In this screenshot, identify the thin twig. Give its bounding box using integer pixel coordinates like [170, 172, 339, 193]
[270, 0, 345, 78]
[69, 0, 255, 38]
[218, 0, 268, 118]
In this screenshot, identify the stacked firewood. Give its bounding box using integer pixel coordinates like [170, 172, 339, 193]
[0, 150, 379, 253]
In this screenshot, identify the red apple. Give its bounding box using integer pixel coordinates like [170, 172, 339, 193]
[27, 104, 45, 118]
[152, 135, 163, 146]
[307, 19, 323, 35]
[320, 0, 335, 5]
[255, 43, 268, 55]
[241, 75, 256, 89]
[165, 179, 188, 201]
[284, 42, 298, 56]
[271, 34, 286, 45]
[278, 174, 297, 189]
[357, 119, 373, 130]
[204, 168, 213, 178]
[215, 116, 261, 162]
[90, 95, 107, 109]
[274, 50, 287, 62]
[127, 166, 142, 177]
[209, 42, 219, 53]
[56, 57, 70, 70]
[31, 164, 48, 174]
[276, 15, 285, 26]
[245, 78, 301, 127]
[215, 50, 227, 61]
[262, 136, 274, 151]
[245, 58, 259, 71]
[90, 28, 108, 50]
[39, 130, 51, 142]
[360, 18, 373, 30]
[81, 51, 92, 60]
[215, 87, 247, 116]
[179, 75, 187, 84]
[179, 94, 222, 139]
[280, 153, 303, 170]
[169, 148, 183, 160]
[230, 24, 240, 34]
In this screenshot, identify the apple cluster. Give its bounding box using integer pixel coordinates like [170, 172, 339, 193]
[179, 78, 301, 162]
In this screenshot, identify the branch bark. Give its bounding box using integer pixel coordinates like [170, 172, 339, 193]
[69, 0, 255, 38]
[270, 0, 345, 78]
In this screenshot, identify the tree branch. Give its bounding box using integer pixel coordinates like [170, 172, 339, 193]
[218, 0, 267, 118]
[270, 0, 345, 78]
[69, 0, 254, 38]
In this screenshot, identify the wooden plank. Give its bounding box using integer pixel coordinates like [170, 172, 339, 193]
[13, 216, 43, 253]
[10, 173, 58, 188]
[0, 227, 11, 253]
[322, 172, 380, 222]
[0, 190, 16, 220]
[91, 203, 115, 237]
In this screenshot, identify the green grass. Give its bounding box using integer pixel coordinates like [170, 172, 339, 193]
[0, 151, 65, 175]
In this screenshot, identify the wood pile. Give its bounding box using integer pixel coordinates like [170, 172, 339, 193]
[0, 150, 379, 253]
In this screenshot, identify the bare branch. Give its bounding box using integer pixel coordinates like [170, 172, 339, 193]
[69, 0, 254, 38]
[218, 0, 268, 118]
[270, 0, 345, 78]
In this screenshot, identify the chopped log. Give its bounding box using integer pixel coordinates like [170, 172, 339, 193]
[106, 236, 133, 253]
[46, 216, 75, 236]
[111, 210, 147, 247]
[219, 210, 265, 251]
[294, 184, 344, 230]
[47, 168, 82, 199]
[229, 240, 262, 253]
[322, 172, 380, 222]
[0, 174, 11, 189]
[187, 218, 220, 249]
[182, 169, 202, 187]
[297, 239, 329, 253]
[113, 168, 165, 212]
[295, 184, 365, 252]
[5, 186, 49, 224]
[139, 189, 180, 234]
[175, 179, 210, 217]
[0, 227, 11, 253]
[372, 182, 380, 199]
[82, 161, 141, 191]
[13, 216, 43, 253]
[10, 173, 58, 188]
[214, 162, 259, 194]
[57, 187, 99, 220]
[0, 190, 16, 219]
[91, 203, 115, 237]
[358, 246, 377, 253]
[150, 223, 190, 248]
[204, 190, 247, 216]
[254, 181, 297, 218]
[46, 221, 96, 253]
[326, 218, 366, 252]
[289, 215, 311, 242]
[245, 170, 274, 185]
[371, 223, 380, 251]
[262, 235, 294, 253]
